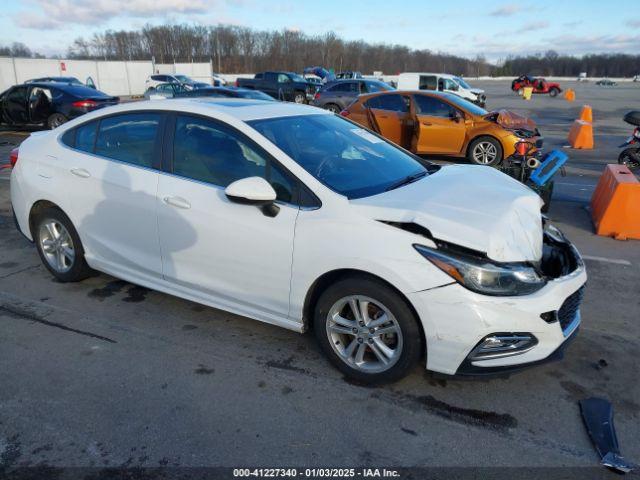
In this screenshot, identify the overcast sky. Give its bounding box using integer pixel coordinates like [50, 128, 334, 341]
[2, 0, 639, 63]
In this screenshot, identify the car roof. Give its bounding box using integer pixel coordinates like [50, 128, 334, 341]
[81, 97, 330, 122]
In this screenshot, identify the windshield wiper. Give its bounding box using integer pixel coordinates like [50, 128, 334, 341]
[385, 171, 428, 192]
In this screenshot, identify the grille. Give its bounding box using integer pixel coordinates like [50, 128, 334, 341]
[558, 287, 584, 331]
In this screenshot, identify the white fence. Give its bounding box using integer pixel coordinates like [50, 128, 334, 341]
[0, 57, 155, 96]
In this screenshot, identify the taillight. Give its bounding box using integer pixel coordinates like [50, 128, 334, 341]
[340, 110, 350, 117]
[72, 99, 98, 108]
[314, 92, 320, 100]
[235, 79, 239, 87]
[9, 147, 19, 168]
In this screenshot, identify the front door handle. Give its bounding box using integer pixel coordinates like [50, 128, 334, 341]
[421, 121, 432, 126]
[163, 196, 191, 209]
[70, 168, 91, 178]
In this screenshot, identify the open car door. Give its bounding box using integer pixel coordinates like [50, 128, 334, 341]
[28, 86, 54, 125]
[412, 94, 466, 155]
[3, 86, 29, 125]
[363, 93, 412, 149]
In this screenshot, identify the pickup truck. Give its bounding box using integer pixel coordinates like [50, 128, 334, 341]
[236, 72, 318, 103]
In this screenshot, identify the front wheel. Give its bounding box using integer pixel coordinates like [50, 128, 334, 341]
[34, 207, 93, 282]
[549, 88, 560, 97]
[313, 276, 423, 384]
[47, 113, 67, 130]
[618, 148, 640, 170]
[467, 137, 503, 166]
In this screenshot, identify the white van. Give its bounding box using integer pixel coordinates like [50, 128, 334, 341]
[397, 73, 486, 107]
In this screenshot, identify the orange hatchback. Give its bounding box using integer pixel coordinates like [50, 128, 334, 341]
[341, 91, 542, 166]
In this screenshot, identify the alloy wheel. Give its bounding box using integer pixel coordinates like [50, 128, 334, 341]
[294, 93, 305, 104]
[472, 142, 498, 164]
[325, 295, 403, 373]
[39, 219, 75, 273]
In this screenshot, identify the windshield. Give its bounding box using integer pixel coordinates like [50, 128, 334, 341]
[454, 77, 471, 89]
[441, 93, 488, 116]
[249, 114, 427, 199]
[174, 75, 193, 83]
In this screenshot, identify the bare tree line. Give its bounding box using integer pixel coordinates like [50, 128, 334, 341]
[495, 50, 640, 78]
[64, 24, 494, 76]
[3, 26, 640, 78]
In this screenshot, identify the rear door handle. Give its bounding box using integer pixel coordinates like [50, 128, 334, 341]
[163, 196, 191, 209]
[70, 168, 91, 178]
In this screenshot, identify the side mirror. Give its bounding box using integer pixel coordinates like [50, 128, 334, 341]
[451, 110, 463, 122]
[86, 77, 96, 89]
[225, 177, 280, 217]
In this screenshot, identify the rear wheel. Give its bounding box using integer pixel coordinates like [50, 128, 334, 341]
[324, 103, 341, 114]
[293, 91, 306, 104]
[47, 113, 67, 130]
[618, 148, 640, 170]
[313, 276, 423, 384]
[467, 136, 503, 166]
[34, 207, 92, 282]
[549, 88, 560, 97]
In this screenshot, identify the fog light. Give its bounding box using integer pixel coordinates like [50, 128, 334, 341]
[468, 333, 538, 361]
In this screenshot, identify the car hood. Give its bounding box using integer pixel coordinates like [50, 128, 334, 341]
[470, 88, 485, 95]
[486, 109, 537, 131]
[350, 165, 544, 262]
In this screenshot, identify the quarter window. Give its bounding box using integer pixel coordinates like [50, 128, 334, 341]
[95, 113, 161, 168]
[172, 115, 295, 203]
[418, 75, 437, 90]
[75, 121, 98, 152]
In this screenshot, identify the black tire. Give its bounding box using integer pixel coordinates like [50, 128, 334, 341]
[467, 136, 503, 166]
[313, 275, 423, 384]
[618, 148, 640, 170]
[293, 91, 306, 104]
[33, 207, 93, 282]
[324, 103, 341, 114]
[47, 113, 67, 130]
[549, 88, 560, 98]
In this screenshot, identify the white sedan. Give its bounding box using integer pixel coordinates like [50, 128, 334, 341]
[9, 99, 587, 383]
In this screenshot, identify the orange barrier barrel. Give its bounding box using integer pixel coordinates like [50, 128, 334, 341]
[565, 89, 575, 101]
[567, 120, 594, 149]
[590, 164, 640, 240]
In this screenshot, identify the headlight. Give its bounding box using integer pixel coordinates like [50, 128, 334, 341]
[543, 221, 566, 243]
[414, 245, 546, 296]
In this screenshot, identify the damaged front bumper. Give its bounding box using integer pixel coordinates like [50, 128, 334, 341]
[407, 235, 587, 376]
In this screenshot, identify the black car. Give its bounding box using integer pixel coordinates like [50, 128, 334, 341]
[0, 82, 118, 129]
[311, 79, 393, 113]
[236, 72, 318, 103]
[145, 84, 275, 101]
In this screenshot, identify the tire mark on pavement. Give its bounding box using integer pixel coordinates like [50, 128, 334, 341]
[0, 304, 117, 344]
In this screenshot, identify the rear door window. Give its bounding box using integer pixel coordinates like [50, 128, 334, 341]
[95, 113, 161, 168]
[366, 94, 408, 112]
[413, 95, 456, 118]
